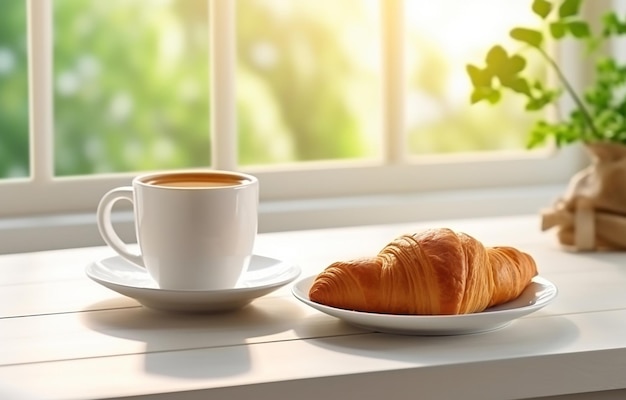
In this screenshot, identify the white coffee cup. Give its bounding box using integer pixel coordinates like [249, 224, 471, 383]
[97, 170, 259, 291]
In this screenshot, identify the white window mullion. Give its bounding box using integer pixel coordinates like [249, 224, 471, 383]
[381, 0, 405, 165]
[209, 0, 237, 171]
[27, 0, 54, 183]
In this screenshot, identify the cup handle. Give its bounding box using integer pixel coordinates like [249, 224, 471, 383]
[96, 186, 144, 268]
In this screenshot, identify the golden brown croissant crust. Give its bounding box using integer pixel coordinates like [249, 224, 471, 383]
[308, 228, 538, 315]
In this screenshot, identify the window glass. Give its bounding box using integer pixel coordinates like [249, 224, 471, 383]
[53, 0, 211, 176]
[405, 0, 542, 155]
[236, 0, 382, 165]
[0, 0, 29, 179]
[9, 0, 548, 180]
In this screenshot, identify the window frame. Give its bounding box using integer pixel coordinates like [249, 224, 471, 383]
[0, 0, 595, 252]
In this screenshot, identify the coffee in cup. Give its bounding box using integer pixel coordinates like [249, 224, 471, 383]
[97, 170, 259, 291]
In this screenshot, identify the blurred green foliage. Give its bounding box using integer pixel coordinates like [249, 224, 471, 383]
[53, 0, 212, 175]
[52, 0, 379, 176]
[0, 0, 29, 178]
[237, 0, 379, 164]
[0, 0, 536, 179]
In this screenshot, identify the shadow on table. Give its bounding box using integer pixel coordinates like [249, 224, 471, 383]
[81, 297, 305, 379]
[292, 315, 579, 364]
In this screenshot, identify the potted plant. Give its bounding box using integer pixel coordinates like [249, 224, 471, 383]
[466, 0, 626, 251]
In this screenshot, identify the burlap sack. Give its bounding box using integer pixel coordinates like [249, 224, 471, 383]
[541, 142, 626, 251]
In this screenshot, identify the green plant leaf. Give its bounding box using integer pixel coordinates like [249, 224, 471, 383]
[567, 21, 590, 38]
[466, 64, 492, 87]
[484, 46, 528, 87]
[602, 12, 619, 35]
[602, 12, 626, 36]
[558, 0, 581, 18]
[508, 54, 526, 74]
[525, 88, 560, 110]
[532, 0, 552, 19]
[510, 27, 543, 48]
[485, 45, 508, 67]
[526, 98, 545, 111]
[470, 87, 501, 104]
[498, 63, 526, 86]
[527, 120, 551, 148]
[504, 77, 531, 96]
[550, 21, 566, 38]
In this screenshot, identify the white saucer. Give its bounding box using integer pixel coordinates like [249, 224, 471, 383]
[86, 255, 301, 313]
[292, 275, 557, 336]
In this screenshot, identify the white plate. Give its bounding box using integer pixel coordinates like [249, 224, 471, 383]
[292, 275, 557, 335]
[86, 255, 301, 313]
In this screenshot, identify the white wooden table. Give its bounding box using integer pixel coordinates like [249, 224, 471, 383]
[2, 215, 626, 400]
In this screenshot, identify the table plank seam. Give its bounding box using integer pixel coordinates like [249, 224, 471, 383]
[0, 331, 374, 368]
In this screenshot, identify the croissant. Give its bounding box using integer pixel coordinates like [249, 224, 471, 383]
[309, 228, 538, 315]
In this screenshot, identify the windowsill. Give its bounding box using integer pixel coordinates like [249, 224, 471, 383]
[0, 183, 565, 254]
